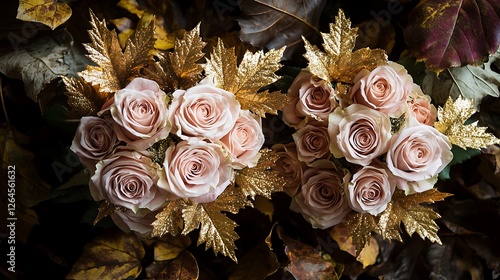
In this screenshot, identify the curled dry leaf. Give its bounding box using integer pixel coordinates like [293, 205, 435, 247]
[237, 0, 326, 60]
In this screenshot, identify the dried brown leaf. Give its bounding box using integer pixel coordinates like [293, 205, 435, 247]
[16, 0, 72, 30]
[145, 251, 199, 280]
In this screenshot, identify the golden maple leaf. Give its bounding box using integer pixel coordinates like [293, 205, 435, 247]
[181, 186, 251, 262]
[378, 189, 452, 245]
[302, 9, 387, 84]
[151, 199, 187, 238]
[434, 97, 500, 149]
[343, 212, 380, 256]
[63, 76, 109, 116]
[93, 200, 127, 226]
[205, 39, 288, 117]
[235, 149, 290, 200]
[16, 0, 72, 30]
[142, 24, 206, 92]
[79, 10, 155, 93]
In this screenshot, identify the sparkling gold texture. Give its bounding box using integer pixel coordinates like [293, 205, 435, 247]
[435, 97, 500, 149]
[63, 76, 109, 116]
[302, 10, 388, 84]
[151, 199, 186, 237]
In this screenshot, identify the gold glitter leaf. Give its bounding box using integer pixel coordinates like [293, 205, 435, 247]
[343, 212, 379, 256]
[144, 24, 206, 91]
[63, 76, 109, 116]
[434, 96, 500, 149]
[205, 39, 287, 116]
[79, 10, 155, 93]
[151, 199, 187, 237]
[235, 149, 289, 199]
[93, 200, 127, 226]
[303, 9, 387, 83]
[378, 189, 452, 245]
[182, 203, 240, 262]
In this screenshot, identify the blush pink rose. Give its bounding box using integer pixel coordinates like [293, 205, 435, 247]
[158, 138, 233, 203]
[111, 209, 158, 238]
[71, 116, 119, 171]
[328, 104, 392, 166]
[350, 62, 413, 116]
[292, 121, 330, 163]
[107, 78, 171, 150]
[290, 160, 351, 229]
[169, 84, 240, 140]
[386, 118, 453, 191]
[90, 150, 168, 213]
[282, 71, 337, 129]
[220, 110, 265, 169]
[271, 143, 303, 196]
[406, 85, 437, 126]
[347, 160, 396, 215]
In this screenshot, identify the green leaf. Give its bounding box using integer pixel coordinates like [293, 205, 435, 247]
[439, 145, 482, 180]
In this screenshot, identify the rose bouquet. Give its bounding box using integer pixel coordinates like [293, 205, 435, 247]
[66, 11, 291, 263]
[273, 10, 500, 259]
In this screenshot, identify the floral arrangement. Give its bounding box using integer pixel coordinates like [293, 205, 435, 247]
[4, 1, 500, 279]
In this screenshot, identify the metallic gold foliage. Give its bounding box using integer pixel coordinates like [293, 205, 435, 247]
[434, 97, 500, 149]
[79, 11, 155, 93]
[343, 212, 380, 256]
[93, 200, 127, 226]
[205, 39, 288, 117]
[151, 199, 187, 238]
[235, 149, 290, 199]
[378, 189, 452, 245]
[16, 0, 72, 30]
[63, 76, 109, 116]
[143, 24, 206, 92]
[302, 9, 387, 83]
[329, 224, 379, 268]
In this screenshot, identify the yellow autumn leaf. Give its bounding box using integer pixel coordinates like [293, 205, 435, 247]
[302, 9, 387, 83]
[66, 230, 145, 280]
[329, 224, 379, 268]
[434, 96, 500, 149]
[17, 0, 72, 30]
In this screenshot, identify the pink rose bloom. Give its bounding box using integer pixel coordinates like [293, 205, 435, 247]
[290, 160, 351, 229]
[71, 116, 119, 171]
[107, 78, 171, 150]
[158, 138, 233, 203]
[347, 160, 396, 215]
[220, 110, 265, 169]
[282, 71, 337, 129]
[271, 143, 303, 196]
[169, 84, 240, 140]
[111, 209, 158, 238]
[90, 150, 168, 213]
[386, 118, 453, 193]
[350, 62, 413, 116]
[406, 85, 437, 126]
[328, 104, 392, 166]
[292, 121, 330, 163]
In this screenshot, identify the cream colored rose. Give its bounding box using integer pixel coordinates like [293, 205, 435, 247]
[158, 138, 233, 203]
[220, 110, 265, 169]
[111, 208, 158, 238]
[71, 116, 119, 172]
[406, 85, 437, 126]
[290, 160, 351, 229]
[386, 118, 453, 189]
[328, 104, 392, 166]
[292, 121, 330, 163]
[90, 150, 168, 213]
[169, 84, 240, 140]
[108, 78, 171, 150]
[350, 62, 412, 116]
[271, 143, 303, 196]
[282, 71, 337, 129]
[347, 160, 396, 215]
